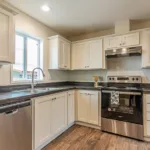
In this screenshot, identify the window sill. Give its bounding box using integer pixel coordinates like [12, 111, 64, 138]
[11, 79, 44, 85]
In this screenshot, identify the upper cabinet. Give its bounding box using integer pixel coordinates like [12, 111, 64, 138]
[71, 39, 106, 70]
[141, 30, 150, 68]
[49, 35, 71, 70]
[0, 7, 15, 64]
[104, 32, 139, 50]
[72, 41, 89, 69]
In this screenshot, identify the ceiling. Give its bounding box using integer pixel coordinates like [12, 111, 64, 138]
[6, 0, 150, 37]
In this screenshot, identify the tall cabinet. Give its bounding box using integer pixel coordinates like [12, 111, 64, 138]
[0, 7, 16, 64]
[49, 35, 71, 69]
[141, 30, 150, 68]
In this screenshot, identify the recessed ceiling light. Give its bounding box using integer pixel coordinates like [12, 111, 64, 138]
[41, 5, 50, 12]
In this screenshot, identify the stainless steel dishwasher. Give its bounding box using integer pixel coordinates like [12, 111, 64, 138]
[0, 100, 32, 150]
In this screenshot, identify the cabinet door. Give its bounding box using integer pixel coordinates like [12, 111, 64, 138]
[0, 8, 15, 63]
[72, 42, 89, 69]
[141, 30, 150, 68]
[67, 91, 75, 124]
[143, 94, 150, 136]
[88, 91, 99, 125]
[77, 91, 90, 122]
[64, 42, 70, 69]
[104, 36, 122, 49]
[34, 96, 52, 149]
[89, 39, 105, 69]
[122, 32, 139, 47]
[51, 93, 67, 135]
[59, 39, 70, 69]
[59, 39, 65, 69]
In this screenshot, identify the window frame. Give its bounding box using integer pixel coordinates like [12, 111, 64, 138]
[11, 31, 43, 83]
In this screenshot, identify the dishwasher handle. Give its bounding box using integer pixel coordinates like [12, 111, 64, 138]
[0, 100, 31, 113]
[5, 109, 18, 115]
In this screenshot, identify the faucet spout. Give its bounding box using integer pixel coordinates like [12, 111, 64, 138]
[31, 67, 45, 92]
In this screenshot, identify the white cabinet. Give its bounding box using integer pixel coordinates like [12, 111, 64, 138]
[33, 92, 67, 149]
[34, 96, 52, 149]
[104, 36, 122, 49]
[0, 8, 15, 64]
[89, 39, 106, 69]
[77, 91, 90, 122]
[143, 94, 150, 137]
[67, 91, 75, 125]
[77, 90, 99, 125]
[122, 32, 139, 47]
[88, 92, 99, 125]
[51, 93, 67, 135]
[49, 35, 71, 69]
[72, 39, 106, 70]
[72, 42, 89, 69]
[104, 32, 139, 50]
[141, 30, 150, 68]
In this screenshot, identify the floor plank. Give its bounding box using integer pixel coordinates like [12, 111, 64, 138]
[42, 125, 150, 150]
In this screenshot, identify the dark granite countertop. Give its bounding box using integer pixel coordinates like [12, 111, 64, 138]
[1, 80, 150, 106]
[0, 85, 103, 105]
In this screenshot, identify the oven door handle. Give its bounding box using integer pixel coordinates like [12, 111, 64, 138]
[102, 90, 141, 95]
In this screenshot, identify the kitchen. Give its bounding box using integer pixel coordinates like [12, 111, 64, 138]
[1, 0, 150, 150]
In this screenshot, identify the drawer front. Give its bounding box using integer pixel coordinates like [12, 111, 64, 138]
[147, 104, 150, 112]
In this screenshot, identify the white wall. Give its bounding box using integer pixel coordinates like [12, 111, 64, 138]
[0, 2, 60, 85]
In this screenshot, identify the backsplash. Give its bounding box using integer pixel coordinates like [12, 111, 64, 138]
[66, 56, 150, 83]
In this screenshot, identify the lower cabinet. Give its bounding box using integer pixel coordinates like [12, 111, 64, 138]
[33, 92, 67, 149]
[143, 94, 150, 137]
[33, 90, 99, 150]
[67, 90, 75, 125]
[77, 90, 99, 125]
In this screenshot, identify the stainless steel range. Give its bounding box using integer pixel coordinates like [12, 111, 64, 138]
[101, 76, 143, 140]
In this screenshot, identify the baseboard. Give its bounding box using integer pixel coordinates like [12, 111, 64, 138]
[144, 136, 150, 142]
[75, 121, 101, 129]
[34, 122, 75, 150]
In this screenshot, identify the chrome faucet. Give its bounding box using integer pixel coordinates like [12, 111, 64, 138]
[31, 67, 45, 92]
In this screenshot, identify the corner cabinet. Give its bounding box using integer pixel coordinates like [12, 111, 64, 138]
[141, 30, 150, 68]
[72, 39, 106, 70]
[0, 7, 15, 64]
[77, 90, 99, 125]
[49, 35, 71, 70]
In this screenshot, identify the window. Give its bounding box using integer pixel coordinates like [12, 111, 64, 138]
[12, 32, 42, 81]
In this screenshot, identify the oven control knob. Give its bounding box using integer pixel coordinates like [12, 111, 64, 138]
[132, 78, 135, 81]
[136, 78, 138, 81]
[109, 78, 111, 80]
[112, 78, 114, 80]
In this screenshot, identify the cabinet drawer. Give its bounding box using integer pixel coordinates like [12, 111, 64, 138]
[147, 121, 150, 136]
[146, 104, 150, 112]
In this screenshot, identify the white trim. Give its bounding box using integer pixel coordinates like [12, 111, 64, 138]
[71, 27, 150, 43]
[75, 121, 101, 129]
[48, 35, 71, 43]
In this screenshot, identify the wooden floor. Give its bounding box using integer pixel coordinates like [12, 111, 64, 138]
[42, 125, 150, 150]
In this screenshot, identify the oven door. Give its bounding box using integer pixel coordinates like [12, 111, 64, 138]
[101, 90, 143, 124]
